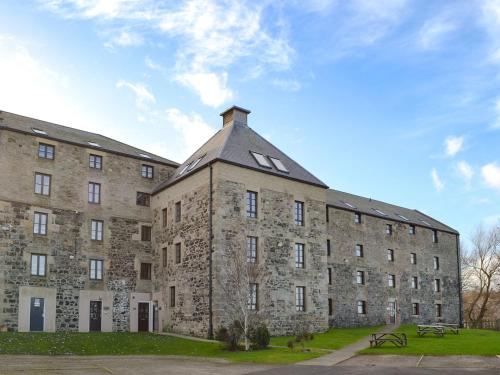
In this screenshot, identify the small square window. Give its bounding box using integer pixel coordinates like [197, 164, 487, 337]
[89, 154, 102, 169]
[136, 192, 151, 207]
[141, 226, 151, 242]
[141, 164, 154, 179]
[38, 143, 54, 160]
[140, 263, 152, 280]
[409, 225, 416, 235]
[355, 244, 363, 257]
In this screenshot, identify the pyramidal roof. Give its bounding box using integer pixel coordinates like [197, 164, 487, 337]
[153, 107, 328, 193]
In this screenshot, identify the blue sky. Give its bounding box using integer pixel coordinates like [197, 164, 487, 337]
[0, 0, 499, 242]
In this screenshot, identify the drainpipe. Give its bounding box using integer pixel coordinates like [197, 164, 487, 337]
[456, 233, 463, 327]
[208, 163, 214, 339]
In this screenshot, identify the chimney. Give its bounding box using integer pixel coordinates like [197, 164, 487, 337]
[220, 105, 251, 127]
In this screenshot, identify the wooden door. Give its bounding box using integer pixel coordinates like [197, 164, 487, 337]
[89, 300, 102, 332]
[138, 302, 149, 332]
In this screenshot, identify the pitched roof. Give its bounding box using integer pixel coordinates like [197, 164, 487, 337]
[153, 121, 328, 193]
[327, 189, 458, 234]
[0, 110, 179, 167]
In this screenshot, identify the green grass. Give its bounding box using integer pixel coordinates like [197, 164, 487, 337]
[358, 325, 500, 356]
[0, 332, 323, 364]
[271, 325, 383, 350]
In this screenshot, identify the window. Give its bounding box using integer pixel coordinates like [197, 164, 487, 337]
[386, 224, 393, 235]
[326, 206, 329, 222]
[388, 274, 396, 288]
[434, 256, 440, 270]
[30, 254, 46, 276]
[139, 153, 151, 159]
[412, 276, 418, 289]
[354, 212, 361, 224]
[421, 219, 431, 226]
[295, 286, 305, 311]
[175, 243, 181, 264]
[162, 208, 168, 227]
[328, 268, 332, 285]
[409, 225, 416, 235]
[373, 208, 388, 216]
[32, 128, 47, 135]
[295, 243, 305, 268]
[136, 192, 150, 207]
[250, 151, 272, 168]
[328, 298, 333, 316]
[410, 253, 417, 265]
[246, 236, 257, 263]
[187, 156, 204, 171]
[87, 141, 101, 147]
[356, 270, 365, 285]
[397, 214, 409, 221]
[91, 220, 103, 241]
[34, 173, 51, 195]
[412, 303, 420, 315]
[33, 212, 48, 235]
[432, 230, 438, 243]
[342, 201, 356, 209]
[89, 154, 102, 169]
[327, 239, 331, 256]
[170, 286, 176, 307]
[294, 201, 304, 226]
[434, 279, 441, 292]
[357, 300, 366, 314]
[248, 283, 258, 310]
[269, 157, 289, 172]
[141, 164, 154, 179]
[435, 303, 442, 318]
[175, 201, 181, 222]
[387, 249, 394, 262]
[355, 244, 363, 257]
[38, 143, 54, 159]
[141, 226, 151, 242]
[162, 247, 167, 267]
[140, 263, 152, 280]
[89, 259, 103, 280]
[246, 191, 257, 218]
[88, 182, 101, 203]
[178, 163, 191, 176]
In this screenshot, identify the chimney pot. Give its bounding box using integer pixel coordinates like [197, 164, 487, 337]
[220, 105, 251, 127]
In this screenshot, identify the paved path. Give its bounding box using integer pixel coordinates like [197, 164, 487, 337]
[296, 324, 398, 366]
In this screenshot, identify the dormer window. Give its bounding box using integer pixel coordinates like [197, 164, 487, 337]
[269, 157, 288, 172]
[87, 141, 101, 148]
[250, 152, 271, 168]
[32, 128, 47, 135]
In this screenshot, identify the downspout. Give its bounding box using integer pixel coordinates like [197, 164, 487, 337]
[208, 163, 214, 339]
[456, 233, 463, 327]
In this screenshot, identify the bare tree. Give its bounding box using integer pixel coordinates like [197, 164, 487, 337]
[218, 243, 259, 350]
[462, 222, 500, 326]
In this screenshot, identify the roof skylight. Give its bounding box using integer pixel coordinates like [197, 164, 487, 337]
[87, 141, 101, 148]
[139, 153, 151, 159]
[32, 128, 47, 135]
[373, 208, 388, 216]
[188, 156, 204, 171]
[396, 214, 409, 221]
[269, 157, 289, 173]
[178, 162, 191, 176]
[250, 151, 272, 168]
[341, 201, 356, 209]
[420, 219, 431, 226]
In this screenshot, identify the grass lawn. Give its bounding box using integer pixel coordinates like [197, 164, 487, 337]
[358, 325, 500, 356]
[271, 325, 383, 350]
[0, 332, 324, 364]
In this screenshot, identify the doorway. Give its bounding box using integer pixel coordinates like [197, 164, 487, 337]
[89, 300, 102, 332]
[388, 301, 396, 324]
[138, 302, 150, 332]
[29, 297, 44, 332]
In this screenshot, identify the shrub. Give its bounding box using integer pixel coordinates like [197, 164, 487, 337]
[295, 329, 314, 351]
[215, 326, 229, 343]
[248, 324, 270, 349]
[287, 339, 295, 351]
[226, 321, 244, 351]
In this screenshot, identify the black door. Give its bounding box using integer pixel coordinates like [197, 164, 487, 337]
[29, 297, 44, 332]
[138, 302, 149, 332]
[89, 300, 102, 332]
[153, 301, 159, 332]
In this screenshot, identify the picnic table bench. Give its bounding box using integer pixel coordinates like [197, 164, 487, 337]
[417, 325, 444, 337]
[370, 332, 408, 347]
[436, 323, 459, 334]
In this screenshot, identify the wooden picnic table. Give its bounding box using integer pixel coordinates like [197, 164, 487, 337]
[436, 323, 459, 334]
[370, 332, 408, 347]
[417, 325, 444, 337]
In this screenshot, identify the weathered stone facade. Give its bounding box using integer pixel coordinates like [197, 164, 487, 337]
[0, 107, 461, 336]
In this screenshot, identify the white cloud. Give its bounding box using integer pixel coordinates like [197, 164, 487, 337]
[116, 80, 155, 107]
[106, 30, 143, 48]
[444, 135, 464, 157]
[272, 79, 301, 92]
[144, 56, 163, 71]
[456, 161, 474, 185]
[482, 214, 500, 227]
[479, 0, 500, 63]
[165, 108, 217, 159]
[481, 162, 500, 190]
[418, 16, 456, 50]
[176, 72, 233, 108]
[431, 168, 444, 192]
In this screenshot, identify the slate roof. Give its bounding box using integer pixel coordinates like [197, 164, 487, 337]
[327, 189, 458, 234]
[153, 121, 328, 193]
[0, 110, 179, 167]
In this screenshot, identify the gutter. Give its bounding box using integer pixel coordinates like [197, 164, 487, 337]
[208, 163, 214, 339]
[456, 233, 463, 327]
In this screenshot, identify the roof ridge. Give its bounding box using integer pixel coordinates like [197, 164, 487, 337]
[328, 188, 414, 213]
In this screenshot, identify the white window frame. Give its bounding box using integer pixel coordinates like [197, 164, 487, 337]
[89, 259, 103, 280]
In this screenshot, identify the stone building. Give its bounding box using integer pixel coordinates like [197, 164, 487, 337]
[0, 106, 461, 336]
